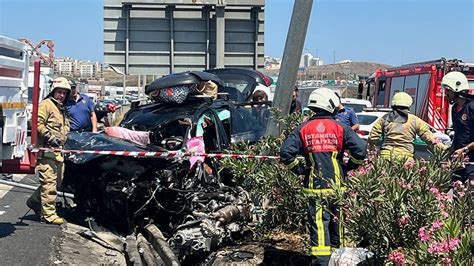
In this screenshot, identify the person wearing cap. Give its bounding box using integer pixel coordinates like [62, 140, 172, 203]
[26, 77, 71, 225]
[280, 88, 367, 265]
[442, 71, 474, 182]
[368, 92, 447, 160]
[66, 80, 97, 132]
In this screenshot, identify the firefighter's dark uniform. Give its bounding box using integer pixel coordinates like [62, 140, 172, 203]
[452, 100, 474, 181]
[280, 114, 367, 264]
[27, 96, 70, 222]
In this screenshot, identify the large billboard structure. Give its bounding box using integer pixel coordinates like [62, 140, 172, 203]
[104, 0, 265, 76]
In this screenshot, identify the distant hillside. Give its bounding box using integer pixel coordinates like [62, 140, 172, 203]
[265, 61, 392, 80]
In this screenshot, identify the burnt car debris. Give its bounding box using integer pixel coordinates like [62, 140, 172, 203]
[62, 70, 268, 263]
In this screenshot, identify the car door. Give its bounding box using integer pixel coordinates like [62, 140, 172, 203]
[193, 108, 229, 152]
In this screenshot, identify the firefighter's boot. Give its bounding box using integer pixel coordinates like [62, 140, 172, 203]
[26, 188, 42, 218]
[41, 216, 65, 225]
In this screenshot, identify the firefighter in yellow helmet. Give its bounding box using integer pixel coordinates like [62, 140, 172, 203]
[27, 77, 71, 225]
[368, 92, 447, 160]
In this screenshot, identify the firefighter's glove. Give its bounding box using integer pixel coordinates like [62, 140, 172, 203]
[46, 134, 63, 148]
[345, 161, 359, 171]
[48, 136, 62, 148]
[288, 159, 305, 176]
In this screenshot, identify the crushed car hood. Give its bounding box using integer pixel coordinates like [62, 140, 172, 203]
[65, 132, 166, 164]
[120, 100, 207, 131]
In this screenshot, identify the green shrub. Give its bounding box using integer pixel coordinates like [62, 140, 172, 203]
[222, 111, 472, 265]
[331, 151, 472, 264]
[221, 111, 307, 233]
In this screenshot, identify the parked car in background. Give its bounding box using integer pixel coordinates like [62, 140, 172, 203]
[340, 98, 372, 113]
[355, 111, 388, 139]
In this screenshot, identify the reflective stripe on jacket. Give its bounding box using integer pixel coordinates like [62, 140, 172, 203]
[280, 115, 367, 195]
[37, 98, 70, 162]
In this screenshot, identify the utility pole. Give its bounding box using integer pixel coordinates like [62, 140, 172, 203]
[333, 49, 336, 80]
[266, 0, 313, 137]
[315, 48, 319, 81]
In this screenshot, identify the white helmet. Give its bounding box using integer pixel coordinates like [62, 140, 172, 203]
[441, 71, 470, 93]
[307, 88, 340, 113]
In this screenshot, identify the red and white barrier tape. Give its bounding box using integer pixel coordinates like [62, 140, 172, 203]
[28, 147, 474, 165]
[29, 147, 281, 160]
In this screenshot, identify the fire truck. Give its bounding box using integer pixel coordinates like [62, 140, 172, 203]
[362, 58, 474, 131]
[0, 35, 41, 174]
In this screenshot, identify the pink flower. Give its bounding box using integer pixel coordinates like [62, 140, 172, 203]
[441, 210, 449, 218]
[453, 180, 464, 189]
[457, 191, 466, 198]
[429, 187, 440, 196]
[436, 192, 454, 202]
[398, 216, 409, 226]
[448, 238, 459, 250]
[418, 227, 430, 241]
[437, 202, 445, 210]
[430, 220, 443, 232]
[404, 159, 415, 168]
[416, 166, 427, 173]
[442, 256, 451, 266]
[387, 250, 404, 265]
[427, 240, 449, 254]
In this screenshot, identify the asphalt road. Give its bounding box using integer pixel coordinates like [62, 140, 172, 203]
[0, 174, 62, 265]
[0, 174, 126, 265]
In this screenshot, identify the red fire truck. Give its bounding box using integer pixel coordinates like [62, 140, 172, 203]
[362, 58, 474, 131]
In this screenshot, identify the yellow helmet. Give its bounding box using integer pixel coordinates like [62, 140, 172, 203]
[441, 71, 469, 93]
[391, 92, 413, 108]
[51, 77, 71, 91]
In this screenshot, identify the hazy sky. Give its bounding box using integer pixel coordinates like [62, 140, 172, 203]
[1, 0, 473, 65]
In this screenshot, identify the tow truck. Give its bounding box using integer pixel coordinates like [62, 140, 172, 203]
[361, 58, 474, 131]
[0, 36, 38, 174]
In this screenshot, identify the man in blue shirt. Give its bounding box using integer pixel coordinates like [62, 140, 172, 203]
[66, 80, 97, 132]
[335, 94, 360, 131]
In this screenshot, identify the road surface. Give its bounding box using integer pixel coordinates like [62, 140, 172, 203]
[0, 174, 126, 265]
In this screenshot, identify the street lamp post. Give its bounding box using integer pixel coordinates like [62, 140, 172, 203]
[109, 65, 126, 98]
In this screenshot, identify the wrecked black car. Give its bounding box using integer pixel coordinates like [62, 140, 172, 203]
[62, 71, 265, 261]
[205, 68, 273, 103]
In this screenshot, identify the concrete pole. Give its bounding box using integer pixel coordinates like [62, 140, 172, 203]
[123, 74, 126, 97]
[266, 0, 313, 137]
[138, 75, 141, 87]
[215, 6, 225, 68]
[142, 74, 147, 96]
